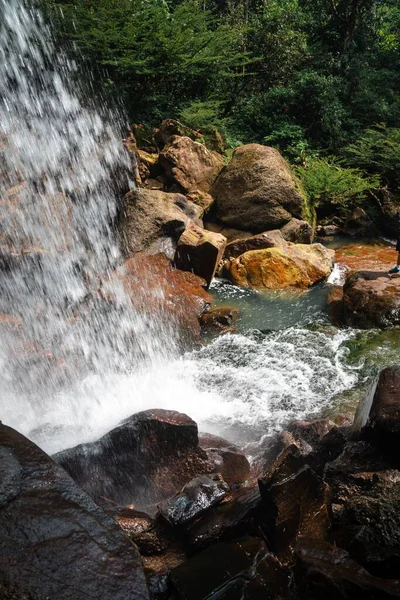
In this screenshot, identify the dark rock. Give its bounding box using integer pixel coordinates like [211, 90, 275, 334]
[295, 539, 400, 599]
[147, 574, 172, 600]
[185, 486, 267, 554]
[198, 432, 250, 485]
[343, 271, 400, 328]
[324, 441, 400, 577]
[259, 458, 331, 564]
[158, 474, 229, 527]
[344, 206, 376, 237]
[54, 409, 213, 510]
[212, 144, 310, 233]
[317, 224, 342, 237]
[170, 536, 292, 600]
[281, 218, 314, 243]
[200, 306, 239, 337]
[0, 422, 149, 600]
[288, 419, 336, 449]
[356, 366, 400, 461]
[173, 223, 226, 288]
[114, 508, 170, 555]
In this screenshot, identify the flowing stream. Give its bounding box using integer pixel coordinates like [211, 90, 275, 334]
[1, 0, 399, 457]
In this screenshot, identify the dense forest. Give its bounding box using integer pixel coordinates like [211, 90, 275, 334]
[43, 0, 400, 219]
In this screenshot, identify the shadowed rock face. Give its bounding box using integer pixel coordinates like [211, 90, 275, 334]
[0, 422, 149, 600]
[212, 144, 310, 233]
[54, 409, 214, 510]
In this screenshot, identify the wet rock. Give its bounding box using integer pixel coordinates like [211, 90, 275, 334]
[199, 306, 239, 337]
[54, 409, 214, 510]
[0, 422, 149, 600]
[343, 271, 400, 328]
[114, 508, 170, 555]
[159, 136, 223, 211]
[119, 188, 202, 257]
[223, 230, 286, 260]
[198, 433, 250, 485]
[173, 223, 226, 288]
[288, 419, 336, 449]
[325, 441, 400, 576]
[170, 536, 292, 600]
[259, 459, 330, 564]
[158, 474, 229, 527]
[356, 366, 400, 460]
[222, 242, 334, 290]
[295, 539, 400, 599]
[147, 574, 172, 600]
[0, 181, 73, 262]
[281, 218, 314, 243]
[212, 144, 311, 233]
[185, 486, 266, 553]
[317, 224, 342, 237]
[110, 253, 212, 345]
[328, 284, 345, 326]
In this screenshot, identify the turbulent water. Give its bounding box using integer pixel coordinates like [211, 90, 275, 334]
[0, 0, 390, 456]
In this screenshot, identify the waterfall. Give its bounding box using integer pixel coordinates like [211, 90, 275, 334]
[0, 0, 178, 451]
[0, 0, 363, 457]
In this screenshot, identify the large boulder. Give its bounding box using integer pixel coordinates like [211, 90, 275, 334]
[212, 144, 311, 232]
[222, 241, 334, 290]
[173, 223, 226, 288]
[0, 422, 149, 600]
[343, 271, 400, 328]
[159, 136, 223, 211]
[354, 366, 400, 461]
[119, 188, 202, 258]
[54, 409, 215, 510]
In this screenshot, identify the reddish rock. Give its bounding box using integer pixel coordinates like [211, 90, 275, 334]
[259, 459, 331, 564]
[336, 242, 397, 274]
[223, 230, 286, 260]
[110, 253, 212, 345]
[154, 119, 203, 150]
[343, 271, 400, 328]
[114, 508, 170, 555]
[54, 409, 214, 510]
[0, 423, 149, 600]
[198, 432, 250, 485]
[173, 223, 226, 288]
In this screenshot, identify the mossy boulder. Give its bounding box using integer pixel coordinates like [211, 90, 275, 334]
[212, 144, 311, 233]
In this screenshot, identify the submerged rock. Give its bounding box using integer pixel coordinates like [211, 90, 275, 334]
[212, 144, 311, 232]
[343, 271, 400, 328]
[0, 423, 149, 600]
[199, 306, 239, 337]
[173, 223, 226, 288]
[54, 409, 214, 509]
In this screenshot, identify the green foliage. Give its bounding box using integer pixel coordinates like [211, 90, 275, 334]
[296, 158, 380, 210]
[345, 125, 400, 188]
[42, 0, 400, 195]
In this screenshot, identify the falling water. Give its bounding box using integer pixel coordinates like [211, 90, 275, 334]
[0, 0, 364, 455]
[0, 0, 179, 448]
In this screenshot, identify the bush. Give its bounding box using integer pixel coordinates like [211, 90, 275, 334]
[296, 158, 380, 211]
[344, 125, 400, 188]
